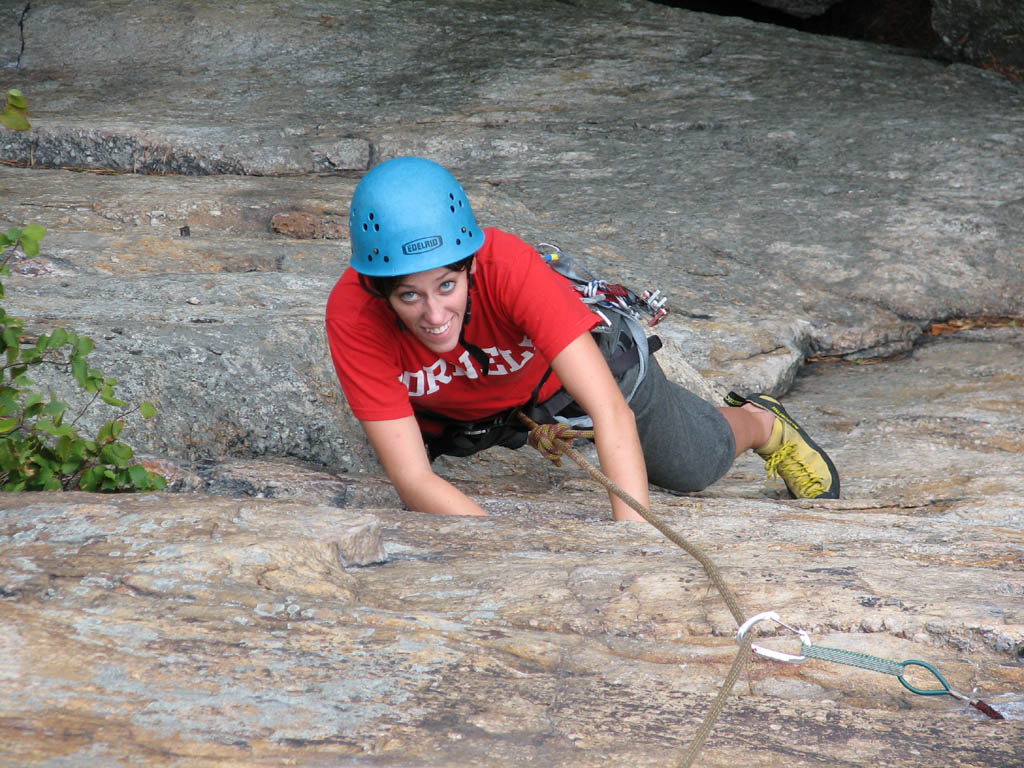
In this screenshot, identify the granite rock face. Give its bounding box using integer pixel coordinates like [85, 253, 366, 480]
[0, 1, 1022, 766]
[1, 0, 1021, 470]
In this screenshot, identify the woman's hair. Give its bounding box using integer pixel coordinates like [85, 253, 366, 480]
[358, 254, 474, 299]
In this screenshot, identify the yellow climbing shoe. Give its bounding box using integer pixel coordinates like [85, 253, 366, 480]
[725, 391, 840, 499]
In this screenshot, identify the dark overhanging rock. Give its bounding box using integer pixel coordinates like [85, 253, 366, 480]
[660, 0, 1023, 76]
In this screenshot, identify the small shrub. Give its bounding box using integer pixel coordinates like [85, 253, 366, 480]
[0, 226, 167, 492]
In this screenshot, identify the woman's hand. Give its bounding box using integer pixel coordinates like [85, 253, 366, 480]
[551, 332, 650, 522]
[361, 416, 488, 516]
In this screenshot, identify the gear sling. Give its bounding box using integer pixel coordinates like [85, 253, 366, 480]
[419, 244, 667, 461]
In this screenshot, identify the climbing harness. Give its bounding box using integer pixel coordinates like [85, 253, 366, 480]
[515, 415, 1007, 767]
[737, 612, 1005, 720]
[418, 245, 665, 458]
[535, 242, 666, 429]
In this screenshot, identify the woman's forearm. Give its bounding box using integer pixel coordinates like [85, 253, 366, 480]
[361, 416, 487, 517]
[592, 401, 650, 521]
[394, 470, 488, 516]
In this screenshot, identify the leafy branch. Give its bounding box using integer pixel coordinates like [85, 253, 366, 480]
[0, 221, 166, 492]
[0, 87, 164, 492]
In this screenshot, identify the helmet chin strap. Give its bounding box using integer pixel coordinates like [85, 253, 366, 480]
[459, 273, 491, 376]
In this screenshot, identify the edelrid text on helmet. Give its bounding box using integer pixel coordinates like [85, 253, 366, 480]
[349, 157, 484, 276]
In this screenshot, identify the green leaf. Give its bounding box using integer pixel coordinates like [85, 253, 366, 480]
[71, 356, 88, 387]
[79, 466, 103, 491]
[2, 90, 30, 131]
[0, 107, 30, 131]
[21, 225, 45, 241]
[75, 336, 94, 357]
[20, 236, 39, 257]
[128, 464, 151, 488]
[100, 441, 133, 467]
[60, 458, 83, 475]
[7, 89, 27, 109]
[48, 328, 69, 348]
[140, 401, 158, 418]
[56, 435, 73, 460]
[100, 384, 126, 407]
[0, 417, 18, 433]
[35, 418, 73, 437]
[98, 420, 124, 443]
[42, 399, 68, 418]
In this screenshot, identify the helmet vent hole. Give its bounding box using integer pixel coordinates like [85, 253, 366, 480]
[362, 223, 368, 231]
[374, 223, 380, 231]
[383, 256, 390, 262]
[456, 238, 462, 245]
[449, 205, 456, 213]
[369, 213, 375, 220]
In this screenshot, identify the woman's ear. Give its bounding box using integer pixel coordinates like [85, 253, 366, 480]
[469, 255, 477, 275]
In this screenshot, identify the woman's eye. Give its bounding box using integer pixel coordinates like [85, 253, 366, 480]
[398, 291, 418, 303]
[439, 280, 456, 293]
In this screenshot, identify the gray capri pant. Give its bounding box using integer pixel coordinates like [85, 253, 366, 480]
[597, 316, 736, 493]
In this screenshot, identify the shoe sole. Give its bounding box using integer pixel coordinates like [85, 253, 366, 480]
[725, 391, 840, 499]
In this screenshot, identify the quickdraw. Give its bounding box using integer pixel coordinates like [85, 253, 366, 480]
[538, 242, 669, 327]
[737, 611, 1006, 720]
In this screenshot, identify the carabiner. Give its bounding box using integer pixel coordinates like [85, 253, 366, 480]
[737, 611, 811, 663]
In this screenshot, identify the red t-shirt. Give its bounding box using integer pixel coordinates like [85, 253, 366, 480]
[326, 228, 599, 433]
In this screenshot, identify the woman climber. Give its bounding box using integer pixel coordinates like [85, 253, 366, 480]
[325, 156, 839, 521]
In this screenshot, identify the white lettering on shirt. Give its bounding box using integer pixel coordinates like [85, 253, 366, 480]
[401, 338, 537, 397]
[423, 358, 452, 394]
[400, 358, 453, 396]
[400, 369, 425, 397]
[456, 350, 479, 380]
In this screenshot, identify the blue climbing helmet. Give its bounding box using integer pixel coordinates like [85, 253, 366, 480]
[349, 156, 484, 276]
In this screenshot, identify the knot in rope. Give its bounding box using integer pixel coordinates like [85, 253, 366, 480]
[525, 421, 593, 466]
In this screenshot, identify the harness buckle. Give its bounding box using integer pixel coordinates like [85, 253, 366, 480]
[737, 611, 810, 663]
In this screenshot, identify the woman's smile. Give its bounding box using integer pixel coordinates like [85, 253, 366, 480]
[388, 265, 470, 354]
